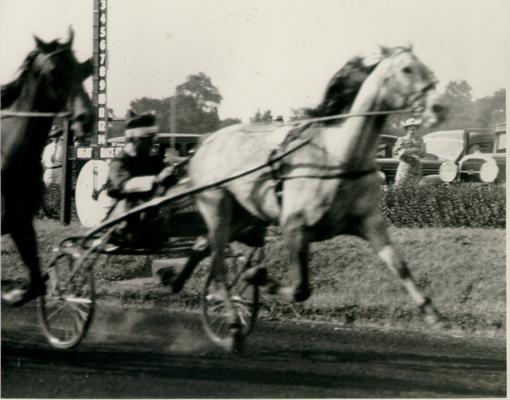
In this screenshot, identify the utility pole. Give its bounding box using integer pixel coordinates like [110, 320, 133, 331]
[169, 94, 177, 150]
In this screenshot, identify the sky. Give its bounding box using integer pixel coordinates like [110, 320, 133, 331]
[1, 0, 509, 122]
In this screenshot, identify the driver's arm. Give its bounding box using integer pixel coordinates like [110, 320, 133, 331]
[123, 176, 157, 193]
[106, 159, 151, 198]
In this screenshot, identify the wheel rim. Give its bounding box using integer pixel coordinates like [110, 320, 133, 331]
[38, 251, 95, 349]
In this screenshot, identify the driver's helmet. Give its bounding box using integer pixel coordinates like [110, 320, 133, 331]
[124, 112, 158, 139]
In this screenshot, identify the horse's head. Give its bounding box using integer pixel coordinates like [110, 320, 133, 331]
[32, 27, 94, 139]
[373, 46, 447, 127]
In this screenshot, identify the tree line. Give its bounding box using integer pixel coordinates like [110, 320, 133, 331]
[383, 81, 505, 136]
[125, 73, 505, 135]
[129, 72, 240, 134]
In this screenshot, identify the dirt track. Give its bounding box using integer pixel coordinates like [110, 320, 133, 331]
[1, 303, 505, 398]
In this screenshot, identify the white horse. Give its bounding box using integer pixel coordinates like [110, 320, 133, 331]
[185, 46, 446, 330]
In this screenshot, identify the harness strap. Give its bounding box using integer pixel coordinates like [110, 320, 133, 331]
[280, 168, 378, 181]
[268, 123, 378, 206]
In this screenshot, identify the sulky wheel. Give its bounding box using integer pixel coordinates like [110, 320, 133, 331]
[38, 248, 95, 349]
[200, 252, 260, 352]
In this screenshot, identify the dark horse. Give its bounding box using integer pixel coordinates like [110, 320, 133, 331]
[1, 28, 94, 306]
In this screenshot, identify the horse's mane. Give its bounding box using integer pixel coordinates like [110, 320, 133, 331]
[1, 51, 39, 109]
[306, 56, 379, 118]
[1, 40, 62, 110]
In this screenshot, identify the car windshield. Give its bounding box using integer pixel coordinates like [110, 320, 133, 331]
[425, 138, 463, 160]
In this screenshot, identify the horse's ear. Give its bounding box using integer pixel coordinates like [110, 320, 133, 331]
[378, 45, 391, 57]
[34, 35, 48, 50]
[65, 26, 75, 47]
[79, 58, 93, 79]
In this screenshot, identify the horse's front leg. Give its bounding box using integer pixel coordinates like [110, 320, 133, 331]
[2, 219, 46, 306]
[357, 211, 445, 327]
[277, 212, 312, 302]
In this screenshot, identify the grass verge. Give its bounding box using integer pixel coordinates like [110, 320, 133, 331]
[1, 218, 505, 337]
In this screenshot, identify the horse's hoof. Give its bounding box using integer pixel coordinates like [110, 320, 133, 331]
[278, 286, 312, 302]
[423, 307, 451, 330]
[1, 285, 45, 307]
[157, 266, 178, 287]
[205, 290, 227, 303]
[219, 322, 242, 353]
[171, 281, 184, 293]
[426, 314, 452, 331]
[241, 266, 269, 285]
[293, 286, 312, 302]
[265, 281, 280, 295]
[222, 331, 243, 353]
[419, 298, 448, 329]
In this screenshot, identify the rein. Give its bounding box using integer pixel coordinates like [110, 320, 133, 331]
[87, 107, 415, 237]
[0, 111, 70, 119]
[284, 108, 412, 127]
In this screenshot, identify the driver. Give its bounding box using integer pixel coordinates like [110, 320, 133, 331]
[105, 112, 177, 247]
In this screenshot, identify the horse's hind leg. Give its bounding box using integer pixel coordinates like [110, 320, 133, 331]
[2, 220, 45, 306]
[358, 212, 445, 327]
[167, 236, 210, 293]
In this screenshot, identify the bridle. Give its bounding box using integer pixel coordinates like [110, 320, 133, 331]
[269, 50, 436, 128]
[281, 108, 413, 128]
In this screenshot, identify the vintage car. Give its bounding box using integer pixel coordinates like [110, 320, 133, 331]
[376, 134, 442, 184]
[436, 124, 506, 184]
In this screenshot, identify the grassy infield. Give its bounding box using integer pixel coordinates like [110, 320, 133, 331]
[1, 218, 506, 336]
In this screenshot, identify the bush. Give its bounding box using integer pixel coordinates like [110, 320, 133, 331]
[381, 184, 506, 228]
[39, 183, 505, 228]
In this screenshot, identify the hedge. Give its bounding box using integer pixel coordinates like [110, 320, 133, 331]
[40, 183, 506, 228]
[381, 184, 506, 228]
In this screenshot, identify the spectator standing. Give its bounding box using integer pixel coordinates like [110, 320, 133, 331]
[41, 125, 64, 217]
[42, 125, 64, 185]
[393, 118, 426, 187]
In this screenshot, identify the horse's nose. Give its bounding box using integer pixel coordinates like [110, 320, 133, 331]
[73, 113, 94, 133]
[421, 90, 448, 127]
[431, 103, 448, 124]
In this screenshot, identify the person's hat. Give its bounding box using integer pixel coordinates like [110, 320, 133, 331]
[402, 118, 422, 128]
[48, 124, 63, 138]
[124, 112, 159, 139]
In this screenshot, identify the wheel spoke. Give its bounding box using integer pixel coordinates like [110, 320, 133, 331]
[46, 301, 69, 321]
[71, 308, 85, 332]
[68, 302, 90, 321]
[207, 303, 225, 313]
